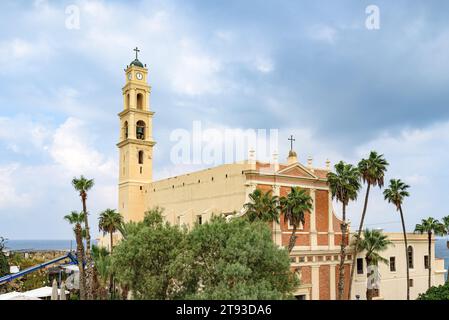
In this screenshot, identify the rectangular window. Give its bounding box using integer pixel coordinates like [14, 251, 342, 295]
[424, 255, 429, 269]
[295, 295, 307, 300]
[390, 257, 396, 272]
[197, 215, 203, 225]
[409, 279, 414, 287]
[357, 258, 364, 274]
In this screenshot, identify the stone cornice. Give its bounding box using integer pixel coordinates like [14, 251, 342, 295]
[118, 109, 155, 117]
[117, 139, 156, 148]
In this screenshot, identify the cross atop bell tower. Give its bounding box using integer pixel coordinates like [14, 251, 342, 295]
[134, 47, 140, 60]
[118, 48, 156, 222]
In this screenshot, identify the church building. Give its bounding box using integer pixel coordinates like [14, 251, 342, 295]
[112, 50, 446, 300]
[116, 49, 350, 300]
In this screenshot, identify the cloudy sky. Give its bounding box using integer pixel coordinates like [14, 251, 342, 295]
[1, 0, 449, 240]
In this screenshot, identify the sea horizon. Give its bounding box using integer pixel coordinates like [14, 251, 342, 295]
[2, 239, 99, 251]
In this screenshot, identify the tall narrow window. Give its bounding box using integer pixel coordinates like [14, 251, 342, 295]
[124, 121, 129, 139]
[357, 258, 364, 274]
[136, 121, 145, 140]
[138, 151, 144, 164]
[137, 93, 143, 110]
[424, 255, 429, 269]
[408, 246, 414, 269]
[390, 257, 396, 272]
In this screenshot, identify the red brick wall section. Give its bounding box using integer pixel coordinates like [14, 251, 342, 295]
[282, 233, 310, 246]
[317, 234, 328, 246]
[300, 266, 311, 285]
[334, 264, 351, 299]
[315, 190, 329, 232]
[319, 265, 331, 300]
[256, 184, 273, 194]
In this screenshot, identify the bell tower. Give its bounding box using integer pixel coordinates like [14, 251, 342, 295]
[118, 47, 155, 222]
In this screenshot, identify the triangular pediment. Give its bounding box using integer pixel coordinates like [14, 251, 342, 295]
[277, 163, 318, 179]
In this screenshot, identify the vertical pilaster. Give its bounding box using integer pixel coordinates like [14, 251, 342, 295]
[311, 265, 320, 300]
[328, 190, 335, 250]
[130, 88, 136, 109]
[330, 264, 336, 300]
[272, 184, 282, 247]
[310, 188, 317, 250]
[129, 112, 136, 139]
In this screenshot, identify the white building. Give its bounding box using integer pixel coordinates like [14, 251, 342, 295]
[352, 232, 447, 300]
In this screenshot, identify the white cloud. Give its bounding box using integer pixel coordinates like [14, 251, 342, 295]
[0, 164, 34, 210]
[254, 57, 274, 73]
[307, 25, 338, 44]
[0, 38, 52, 71]
[48, 117, 116, 176]
[0, 116, 51, 154]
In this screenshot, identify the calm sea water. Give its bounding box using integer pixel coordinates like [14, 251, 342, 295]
[3, 240, 92, 251]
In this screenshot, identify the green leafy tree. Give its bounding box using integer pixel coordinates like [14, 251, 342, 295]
[279, 187, 313, 253]
[0, 237, 9, 277]
[112, 208, 186, 300]
[64, 211, 86, 300]
[177, 216, 298, 299]
[348, 151, 388, 299]
[72, 175, 95, 299]
[353, 229, 393, 300]
[414, 217, 446, 289]
[244, 189, 280, 223]
[112, 209, 298, 300]
[384, 179, 410, 300]
[327, 161, 361, 300]
[418, 282, 449, 300]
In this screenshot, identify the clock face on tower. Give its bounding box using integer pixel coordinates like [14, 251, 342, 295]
[136, 72, 143, 80]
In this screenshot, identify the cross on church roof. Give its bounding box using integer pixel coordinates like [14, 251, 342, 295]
[134, 47, 140, 60]
[288, 135, 295, 151]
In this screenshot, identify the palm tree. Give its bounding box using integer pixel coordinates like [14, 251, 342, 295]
[348, 151, 388, 299]
[327, 161, 361, 300]
[98, 209, 124, 253]
[64, 211, 86, 300]
[442, 216, 449, 235]
[98, 209, 123, 299]
[353, 229, 393, 300]
[414, 217, 446, 289]
[91, 245, 111, 299]
[279, 187, 313, 253]
[384, 179, 410, 300]
[244, 189, 280, 223]
[72, 175, 95, 299]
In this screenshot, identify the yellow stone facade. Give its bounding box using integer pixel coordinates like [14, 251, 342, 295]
[118, 61, 156, 222]
[111, 53, 446, 300]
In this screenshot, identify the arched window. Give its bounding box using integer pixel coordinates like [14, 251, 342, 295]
[123, 121, 128, 139]
[407, 246, 414, 269]
[137, 93, 143, 110]
[136, 120, 145, 140]
[138, 151, 144, 164]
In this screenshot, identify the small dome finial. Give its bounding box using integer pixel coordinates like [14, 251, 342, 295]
[130, 47, 144, 68]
